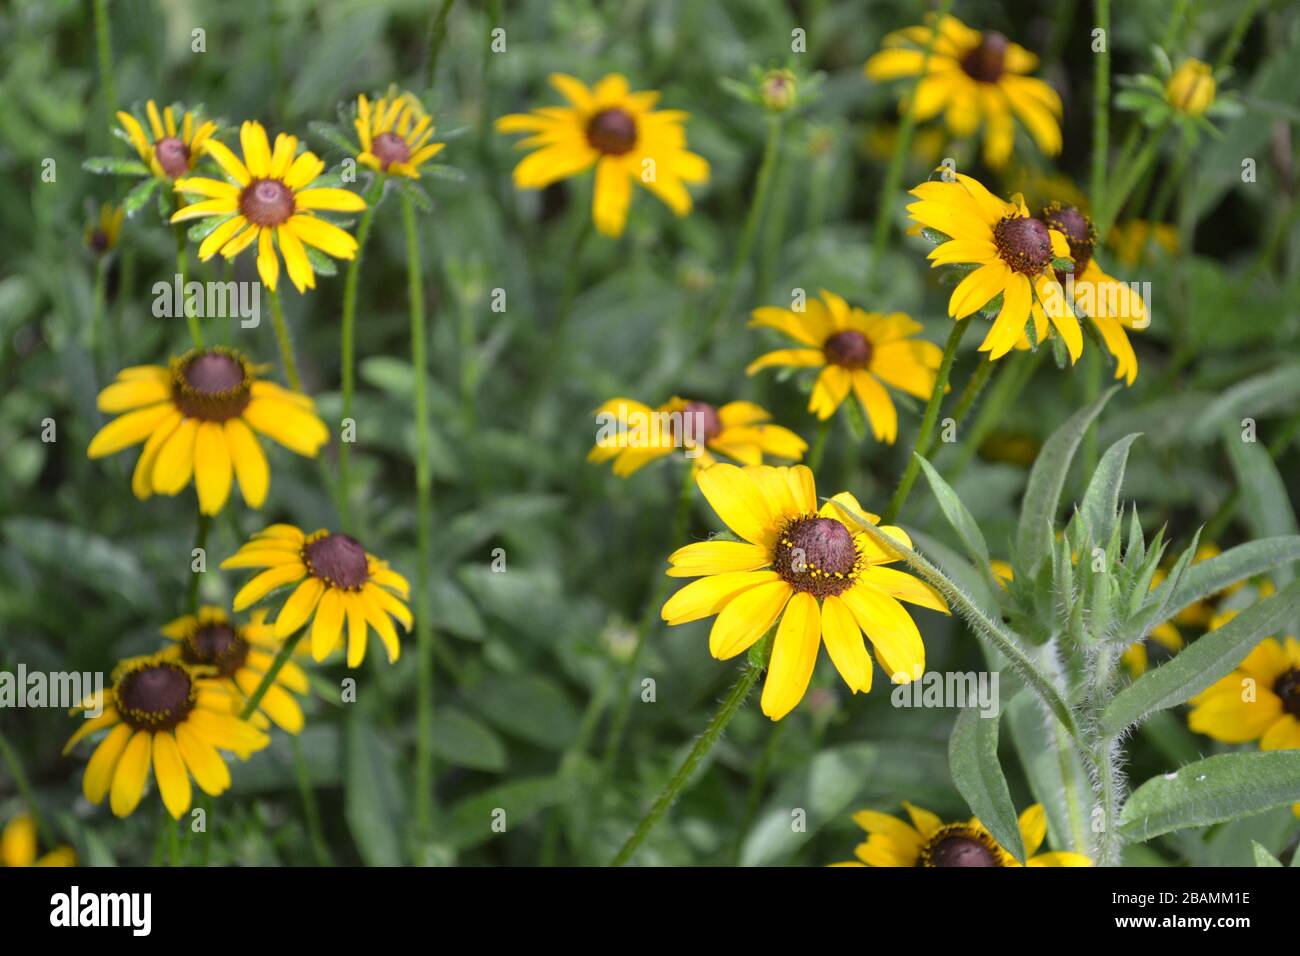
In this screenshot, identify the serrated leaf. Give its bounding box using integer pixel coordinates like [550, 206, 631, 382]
[1119, 751, 1300, 840]
[1015, 387, 1117, 577]
[1101, 579, 1300, 735]
[949, 707, 1025, 862]
[83, 156, 150, 176]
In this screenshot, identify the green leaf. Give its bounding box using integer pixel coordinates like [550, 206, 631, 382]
[840, 393, 867, 441]
[395, 177, 434, 212]
[83, 156, 150, 176]
[915, 454, 991, 573]
[445, 776, 573, 850]
[470, 674, 580, 750]
[1252, 841, 1283, 867]
[1120, 751, 1300, 840]
[121, 177, 161, 216]
[343, 713, 404, 865]
[418, 163, 466, 183]
[1004, 691, 1092, 855]
[431, 708, 507, 772]
[307, 119, 357, 155]
[949, 707, 1025, 862]
[1102, 579, 1300, 736]
[1225, 429, 1298, 585]
[304, 245, 338, 277]
[187, 213, 234, 243]
[1076, 432, 1141, 548]
[1016, 387, 1118, 576]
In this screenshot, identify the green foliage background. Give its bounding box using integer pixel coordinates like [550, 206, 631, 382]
[0, 0, 1298, 866]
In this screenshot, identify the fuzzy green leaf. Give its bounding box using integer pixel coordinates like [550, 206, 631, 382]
[121, 177, 161, 216]
[1252, 841, 1283, 867]
[83, 156, 150, 176]
[949, 707, 1025, 862]
[1224, 429, 1298, 585]
[1076, 433, 1141, 548]
[915, 454, 991, 573]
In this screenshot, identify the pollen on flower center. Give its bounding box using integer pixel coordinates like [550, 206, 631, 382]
[371, 131, 412, 170]
[824, 330, 873, 370]
[239, 178, 295, 227]
[922, 825, 1004, 867]
[155, 136, 191, 178]
[773, 516, 861, 597]
[182, 623, 250, 677]
[115, 662, 196, 731]
[1040, 203, 1095, 278]
[1275, 668, 1300, 717]
[994, 215, 1054, 275]
[171, 350, 251, 421]
[586, 108, 637, 155]
[303, 532, 370, 590]
[960, 31, 1009, 84]
[680, 401, 722, 444]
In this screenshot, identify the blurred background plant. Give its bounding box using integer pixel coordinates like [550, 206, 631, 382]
[0, 0, 1297, 866]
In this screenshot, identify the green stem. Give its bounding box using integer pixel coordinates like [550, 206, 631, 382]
[173, 218, 203, 349]
[292, 735, 333, 865]
[92, 0, 119, 153]
[90, 256, 108, 359]
[602, 463, 696, 767]
[1089, 0, 1111, 212]
[268, 290, 301, 391]
[882, 319, 967, 523]
[946, 348, 1042, 480]
[1081, 346, 1102, 476]
[806, 419, 832, 473]
[403, 193, 437, 839]
[1157, 0, 1190, 50]
[697, 116, 784, 354]
[238, 631, 304, 720]
[733, 720, 785, 863]
[188, 512, 210, 615]
[865, 0, 953, 295]
[609, 635, 772, 867]
[1095, 124, 1169, 237]
[338, 180, 384, 534]
[1215, 0, 1262, 71]
[919, 356, 994, 459]
[0, 731, 56, 850]
[422, 0, 457, 94]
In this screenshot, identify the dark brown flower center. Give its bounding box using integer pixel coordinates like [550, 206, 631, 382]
[927, 834, 1001, 867]
[1275, 668, 1300, 717]
[155, 136, 191, 178]
[115, 663, 196, 731]
[182, 623, 250, 677]
[680, 401, 722, 444]
[960, 31, 1009, 84]
[994, 215, 1054, 275]
[172, 350, 252, 421]
[824, 330, 873, 369]
[773, 516, 860, 597]
[586, 109, 637, 155]
[1040, 203, 1094, 279]
[239, 178, 295, 227]
[371, 131, 412, 170]
[303, 533, 370, 590]
[88, 229, 110, 253]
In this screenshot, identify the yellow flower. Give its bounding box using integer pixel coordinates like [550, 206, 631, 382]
[589, 397, 806, 476]
[159, 606, 309, 734]
[1188, 629, 1300, 749]
[837, 801, 1091, 867]
[355, 86, 446, 179]
[661, 464, 948, 721]
[989, 559, 1014, 586]
[908, 173, 1079, 361]
[87, 349, 329, 515]
[170, 120, 366, 293]
[64, 655, 270, 819]
[220, 524, 412, 666]
[85, 202, 125, 255]
[865, 15, 1061, 167]
[116, 100, 217, 180]
[1036, 203, 1148, 385]
[1, 814, 75, 867]
[1107, 219, 1179, 267]
[746, 290, 942, 440]
[496, 73, 710, 237]
[1166, 59, 1216, 117]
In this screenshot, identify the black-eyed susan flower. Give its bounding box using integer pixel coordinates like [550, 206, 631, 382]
[746, 290, 942, 441]
[87, 348, 329, 515]
[355, 86, 445, 179]
[1165, 58, 1216, 118]
[171, 121, 366, 293]
[116, 100, 217, 181]
[220, 524, 412, 666]
[589, 396, 806, 476]
[837, 801, 1091, 867]
[64, 654, 269, 819]
[865, 15, 1061, 168]
[908, 173, 1080, 362]
[85, 202, 125, 255]
[495, 73, 710, 238]
[159, 606, 308, 734]
[1188, 628, 1300, 750]
[0, 814, 74, 867]
[661, 464, 947, 721]
[1037, 202, 1148, 385]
